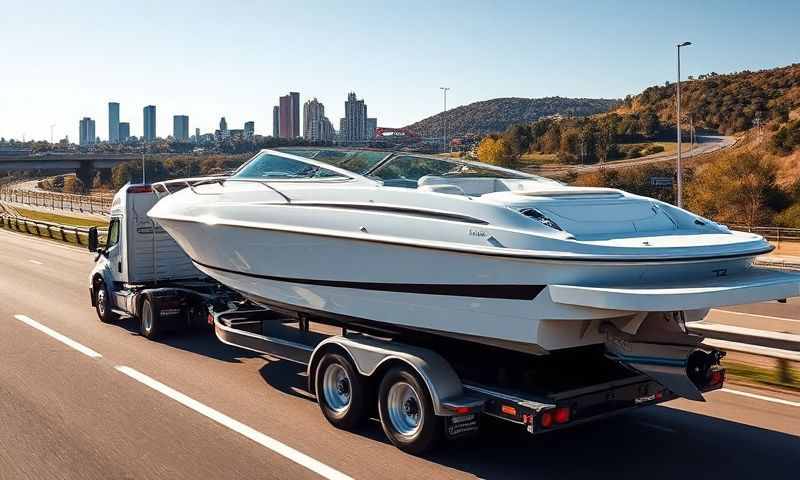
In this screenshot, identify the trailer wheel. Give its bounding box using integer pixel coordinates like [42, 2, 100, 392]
[316, 353, 367, 430]
[378, 366, 442, 455]
[94, 280, 117, 323]
[140, 297, 162, 340]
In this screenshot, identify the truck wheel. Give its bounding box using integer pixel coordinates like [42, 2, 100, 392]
[94, 280, 117, 323]
[315, 353, 367, 430]
[140, 297, 162, 340]
[378, 366, 442, 455]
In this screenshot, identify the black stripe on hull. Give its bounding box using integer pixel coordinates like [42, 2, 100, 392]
[192, 258, 545, 300]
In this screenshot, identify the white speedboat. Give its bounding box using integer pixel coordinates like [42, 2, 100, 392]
[149, 149, 798, 396]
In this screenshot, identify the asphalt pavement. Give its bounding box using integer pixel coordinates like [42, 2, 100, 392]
[0, 227, 797, 480]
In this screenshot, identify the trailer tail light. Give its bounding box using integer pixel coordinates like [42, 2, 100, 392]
[709, 368, 725, 387]
[207, 313, 214, 326]
[501, 405, 517, 416]
[453, 406, 472, 415]
[540, 411, 553, 429]
[554, 407, 571, 424]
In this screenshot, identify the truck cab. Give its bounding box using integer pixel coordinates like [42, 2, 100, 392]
[88, 183, 225, 338]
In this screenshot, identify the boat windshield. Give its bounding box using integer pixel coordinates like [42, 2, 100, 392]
[281, 148, 390, 175]
[370, 155, 531, 188]
[233, 152, 348, 180]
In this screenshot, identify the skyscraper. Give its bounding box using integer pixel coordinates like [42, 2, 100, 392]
[119, 122, 130, 143]
[108, 102, 120, 143]
[366, 117, 377, 140]
[173, 115, 189, 141]
[278, 92, 300, 138]
[303, 98, 334, 142]
[143, 105, 157, 142]
[272, 106, 279, 137]
[344, 92, 368, 142]
[195, 127, 201, 143]
[79, 117, 96, 146]
[244, 121, 255, 139]
[219, 117, 228, 132]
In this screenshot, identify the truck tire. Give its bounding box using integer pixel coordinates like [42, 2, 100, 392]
[140, 297, 162, 340]
[378, 366, 442, 455]
[94, 280, 118, 323]
[315, 353, 368, 430]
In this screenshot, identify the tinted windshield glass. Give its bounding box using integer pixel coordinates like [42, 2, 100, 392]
[370, 155, 528, 187]
[234, 153, 346, 180]
[283, 149, 389, 174]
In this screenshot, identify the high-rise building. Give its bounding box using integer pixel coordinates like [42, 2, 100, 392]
[173, 115, 189, 141]
[278, 92, 300, 138]
[344, 92, 368, 142]
[303, 98, 326, 141]
[320, 117, 335, 142]
[119, 122, 130, 143]
[143, 105, 157, 142]
[79, 117, 96, 146]
[195, 127, 201, 143]
[272, 106, 279, 137]
[244, 121, 255, 139]
[219, 117, 228, 132]
[366, 117, 377, 140]
[108, 102, 120, 143]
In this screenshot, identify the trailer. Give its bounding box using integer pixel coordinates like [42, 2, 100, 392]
[88, 182, 726, 454]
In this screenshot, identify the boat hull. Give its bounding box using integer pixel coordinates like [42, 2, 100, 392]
[158, 217, 762, 352]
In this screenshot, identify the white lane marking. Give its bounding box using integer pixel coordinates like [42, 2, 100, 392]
[28, 259, 43, 265]
[115, 366, 352, 480]
[720, 388, 800, 408]
[14, 314, 102, 359]
[636, 421, 677, 433]
[711, 309, 800, 324]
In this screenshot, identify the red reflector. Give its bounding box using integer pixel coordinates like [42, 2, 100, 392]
[207, 314, 214, 326]
[540, 411, 553, 428]
[501, 405, 517, 416]
[454, 406, 471, 414]
[554, 407, 571, 424]
[710, 369, 724, 386]
[127, 184, 152, 193]
[655, 391, 663, 400]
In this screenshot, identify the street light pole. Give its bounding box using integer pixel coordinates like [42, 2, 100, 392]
[440, 87, 450, 152]
[675, 41, 691, 208]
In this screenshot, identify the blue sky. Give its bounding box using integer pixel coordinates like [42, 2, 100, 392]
[1, 0, 798, 141]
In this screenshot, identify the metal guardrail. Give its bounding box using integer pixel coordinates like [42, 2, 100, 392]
[730, 224, 800, 245]
[0, 186, 112, 216]
[0, 214, 107, 246]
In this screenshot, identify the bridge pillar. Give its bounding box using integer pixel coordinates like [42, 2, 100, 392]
[75, 161, 95, 192]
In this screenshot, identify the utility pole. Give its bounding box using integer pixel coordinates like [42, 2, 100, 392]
[675, 41, 692, 208]
[440, 87, 450, 153]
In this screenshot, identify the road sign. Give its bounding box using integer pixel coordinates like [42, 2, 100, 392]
[650, 176, 673, 187]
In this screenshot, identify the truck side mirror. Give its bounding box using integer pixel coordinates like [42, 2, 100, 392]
[88, 227, 99, 252]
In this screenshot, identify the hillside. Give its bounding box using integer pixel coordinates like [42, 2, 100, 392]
[618, 63, 800, 134]
[405, 97, 619, 137]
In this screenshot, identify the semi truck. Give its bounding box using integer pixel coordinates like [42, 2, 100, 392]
[87, 182, 726, 454]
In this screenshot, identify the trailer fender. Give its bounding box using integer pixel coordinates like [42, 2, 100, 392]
[309, 336, 465, 416]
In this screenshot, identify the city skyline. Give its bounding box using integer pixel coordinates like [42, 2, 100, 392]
[2, 1, 800, 141]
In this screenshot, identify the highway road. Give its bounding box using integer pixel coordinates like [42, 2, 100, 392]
[0, 227, 797, 480]
[527, 134, 737, 177]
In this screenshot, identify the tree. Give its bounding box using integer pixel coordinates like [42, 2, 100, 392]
[594, 122, 612, 164]
[685, 152, 780, 226]
[476, 136, 513, 167]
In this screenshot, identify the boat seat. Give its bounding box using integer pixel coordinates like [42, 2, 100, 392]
[418, 175, 510, 196]
[418, 184, 466, 196]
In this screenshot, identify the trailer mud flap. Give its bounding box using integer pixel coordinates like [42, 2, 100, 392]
[445, 413, 480, 439]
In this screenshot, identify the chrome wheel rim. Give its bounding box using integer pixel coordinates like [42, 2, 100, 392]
[322, 364, 351, 413]
[387, 381, 422, 437]
[97, 289, 106, 316]
[143, 303, 153, 332]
